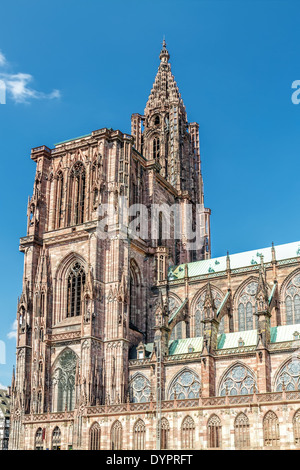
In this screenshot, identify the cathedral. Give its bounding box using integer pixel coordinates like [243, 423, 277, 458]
[9, 41, 300, 450]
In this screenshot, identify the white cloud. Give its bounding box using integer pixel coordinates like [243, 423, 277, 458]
[0, 51, 6, 66]
[0, 384, 8, 391]
[0, 50, 60, 103]
[7, 319, 17, 340]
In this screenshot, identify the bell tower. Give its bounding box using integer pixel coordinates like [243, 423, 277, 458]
[131, 40, 211, 260]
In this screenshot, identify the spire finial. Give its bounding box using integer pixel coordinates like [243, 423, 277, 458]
[159, 37, 170, 63]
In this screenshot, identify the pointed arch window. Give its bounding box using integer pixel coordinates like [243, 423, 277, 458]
[55, 171, 64, 228]
[111, 421, 122, 450]
[293, 410, 300, 445]
[89, 423, 101, 450]
[52, 426, 61, 450]
[284, 274, 300, 325]
[181, 416, 195, 449]
[67, 162, 86, 226]
[194, 290, 222, 337]
[133, 419, 146, 450]
[263, 411, 280, 447]
[129, 374, 151, 403]
[52, 349, 77, 412]
[219, 364, 256, 396]
[169, 369, 201, 400]
[35, 427, 44, 450]
[275, 358, 300, 391]
[237, 281, 258, 331]
[208, 414, 222, 448]
[67, 262, 86, 318]
[161, 418, 170, 450]
[130, 260, 142, 330]
[153, 137, 160, 160]
[234, 413, 250, 449]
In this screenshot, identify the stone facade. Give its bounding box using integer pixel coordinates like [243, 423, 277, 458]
[9, 41, 300, 450]
[0, 389, 11, 450]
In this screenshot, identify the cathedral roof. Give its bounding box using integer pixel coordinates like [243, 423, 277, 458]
[133, 324, 300, 359]
[168, 240, 300, 280]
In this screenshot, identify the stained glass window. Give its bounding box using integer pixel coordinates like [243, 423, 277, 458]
[129, 374, 151, 403]
[133, 419, 146, 450]
[168, 297, 183, 340]
[67, 161, 86, 226]
[161, 418, 170, 450]
[284, 274, 300, 325]
[67, 262, 86, 318]
[181, 416, 195, 449]
[275, 358, 300, 391]
[35, 428, 44, 450]
[169, 369, 201, 399]
[263, 411, 280, 447]
[52, 348, 77, 411]
[293, 410, 300, 445]
[207, 414, 222, 448]
[237, 281, 258, 331]
[195, 290, 222, 337]
[111, 421, 122, 450]
[234, 413, 250, 449]
[89, 423, 101, 450]
[52, 427, 61, 450]
[219, 365, 256, 396]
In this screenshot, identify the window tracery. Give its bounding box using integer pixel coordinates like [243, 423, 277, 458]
[52, 349, 77, 412]
[169, 369, 201, 400]
[129, 374, 151, 403]
[275, 358, 300, 391]
[67, 262, 86, 318]
[219, 364, 256, 396]
[284, 274, 300, 325]
[181, 416, 195, 449]
[237, 281, 258, 331]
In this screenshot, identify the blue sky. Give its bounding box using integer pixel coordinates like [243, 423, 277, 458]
[0, 0, 300, 386]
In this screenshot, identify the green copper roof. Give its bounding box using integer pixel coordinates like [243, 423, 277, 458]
[136, 325, 300, 359]
[168, 298, 188, 324]
[168, 240, 300, 280]
[169, 337, 203, 355]
[55, 133, 91, 146]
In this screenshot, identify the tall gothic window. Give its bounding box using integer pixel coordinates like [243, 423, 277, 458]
[129, 374, 151, 403]
[168, 297, 183, 341]
[284, 274, 300, 325]
[89, 423, 101, 450]
[219, 364, 257, 396]
[130, 260, 142, 330]
[56, 171, 64, 228]
[161, 418, 170, 450]
[52, 426, 61, 450]
[263, 411, 280, 447]
[293, 410, 300, 446]
[153, 137, 160, 160]
[67, 262, 86, 318]
[52, 348, 77, 412]
[237, 281, 258, 331]
[35, 428, 44, 450]
[111, 421, 122, 450]
[275, 358, 300, 391]
[133, 419, 146, 450]
[168, 369, 201, 400]
[234, 413, 250, 449]
[67, 162, 86, 226]
[207, 414, 222, 448]
[194, 290, 222, 337]
[181, 416, 195, 449]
